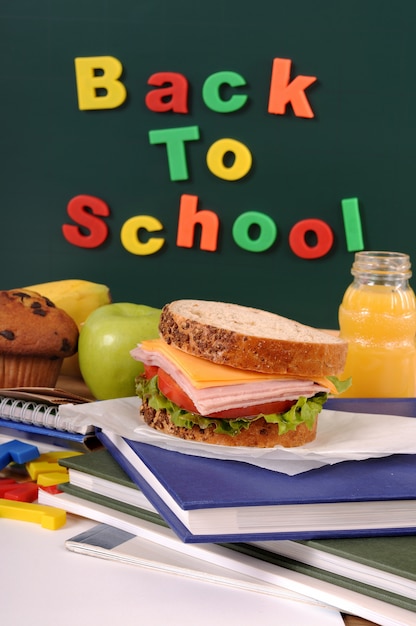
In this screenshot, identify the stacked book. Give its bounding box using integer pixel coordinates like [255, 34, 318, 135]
[38, 397, 416, 626]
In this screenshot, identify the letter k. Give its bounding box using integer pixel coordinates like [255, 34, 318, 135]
[268, 58, 317, 118]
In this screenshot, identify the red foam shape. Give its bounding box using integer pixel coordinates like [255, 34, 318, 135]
[5, 482, 39, 502]
[38, 485, 62, 495]
[0, 480, 18, 496]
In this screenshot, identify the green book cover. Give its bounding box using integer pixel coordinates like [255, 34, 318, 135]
[299, 536, 416, 582]
[59, 448, 138, 489]
[229, 543, 416, 614]
[59, 481, 166, 529]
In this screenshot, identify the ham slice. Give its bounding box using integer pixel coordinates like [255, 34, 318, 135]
[131, 344, 330, 416]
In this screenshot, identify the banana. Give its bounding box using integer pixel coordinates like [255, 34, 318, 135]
[23, 279, 112, 377]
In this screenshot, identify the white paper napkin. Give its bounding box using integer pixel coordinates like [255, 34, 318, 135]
[59, 397, 416, 475]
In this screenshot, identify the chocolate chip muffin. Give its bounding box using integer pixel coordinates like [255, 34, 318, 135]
[0, 289, 79, 387]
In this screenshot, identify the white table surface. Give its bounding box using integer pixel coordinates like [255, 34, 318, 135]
[1, 513, 345, 626]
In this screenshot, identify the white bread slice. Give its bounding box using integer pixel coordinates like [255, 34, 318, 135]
[159, 300, 348, 378]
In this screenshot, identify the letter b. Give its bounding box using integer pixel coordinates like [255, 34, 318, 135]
[74, 56, 127, 110]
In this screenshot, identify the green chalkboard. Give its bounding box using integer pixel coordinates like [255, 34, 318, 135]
[2, 1, 416, 328]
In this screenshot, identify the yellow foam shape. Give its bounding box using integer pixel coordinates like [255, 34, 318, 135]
[26, 461, 64, 480]
[0, 498, 66, 530]
[37, 472, 69, 487]
[38, 451, 82, 462]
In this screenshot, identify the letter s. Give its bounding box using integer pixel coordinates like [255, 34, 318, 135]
[62, 194, 110, 248]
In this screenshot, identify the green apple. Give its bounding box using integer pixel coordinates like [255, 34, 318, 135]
[78, 302, 162, 400]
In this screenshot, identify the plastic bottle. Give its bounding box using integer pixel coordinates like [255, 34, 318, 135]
[338, 251, 416, 397]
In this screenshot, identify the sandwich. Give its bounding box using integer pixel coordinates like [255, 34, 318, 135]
[131, 300, 350, 448]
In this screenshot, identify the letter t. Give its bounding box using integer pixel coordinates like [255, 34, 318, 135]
[148, 126, 200, 181]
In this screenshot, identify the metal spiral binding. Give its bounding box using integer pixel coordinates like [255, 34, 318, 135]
[0, 396, 59, 430]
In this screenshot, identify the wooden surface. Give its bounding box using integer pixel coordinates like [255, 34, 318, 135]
[343, 617, 376, 626]
[57, 375, 383, 626]
[57, 374, 96, 400]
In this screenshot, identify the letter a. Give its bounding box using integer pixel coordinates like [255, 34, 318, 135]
[268, 58, 317, 119]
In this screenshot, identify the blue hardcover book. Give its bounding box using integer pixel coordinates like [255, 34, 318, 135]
[98, 397, 416, 544]
[325, 397, 416, 417]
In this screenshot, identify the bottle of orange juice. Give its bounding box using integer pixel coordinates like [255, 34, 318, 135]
[338, 251, 416, 397]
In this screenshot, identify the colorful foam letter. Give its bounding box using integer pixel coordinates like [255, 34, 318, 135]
[62, 194, 110, 248]
[232, 211, 277, 252]
[148, 126, 200, 181]
[341, 197, 364, 252]
[206, 138, 252, 181]
[176, 194, 219, 251]
[268, 58, 317, 118]
[289, 218, 334, 259]
[145, 72, 189, 113]
[74, 56, 127, 110]
[202, 71, 248, 113]
[120, 215, 165, 255]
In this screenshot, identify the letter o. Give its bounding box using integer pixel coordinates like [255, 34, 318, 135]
[289, 218, 334, 259]
[206, 138, 252, 181]
[232, 211, 277, 252]
[120, 215, 165, 256]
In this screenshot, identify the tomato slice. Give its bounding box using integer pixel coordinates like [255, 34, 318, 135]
[157, 368, 198, 413]
[157, 368, 295, 419]
[208, 399, 295, 420]
[144, 365, 159, 379]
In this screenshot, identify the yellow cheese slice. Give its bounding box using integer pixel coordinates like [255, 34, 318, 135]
[140, 339, 338, 393]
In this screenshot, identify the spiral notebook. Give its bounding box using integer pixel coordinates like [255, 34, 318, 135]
[0, 388, 93, 435]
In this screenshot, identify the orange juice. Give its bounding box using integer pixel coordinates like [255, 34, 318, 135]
[339, 255, 416, 398]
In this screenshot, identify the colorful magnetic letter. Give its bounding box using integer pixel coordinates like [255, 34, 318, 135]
[268, 58, 317, 118]
[62, 194, 110, 248]
[206, 138, 252, 181]
[289, 219, 334, 259]
[120, 215, 165, 255]
[74, 56, 127, 110]
[145, 72, 189, 113]
[341, 197, 364, 252]
[176, 194, 219, 251]
[148, 126, 200, 181]
[232, 211, 277, 252]
[202, 71, 248, 113]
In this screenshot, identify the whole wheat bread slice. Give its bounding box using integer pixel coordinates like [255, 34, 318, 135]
[159, 300, 348, 378]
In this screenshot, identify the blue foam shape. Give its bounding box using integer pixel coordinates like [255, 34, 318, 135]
[0, 440, 39, 469]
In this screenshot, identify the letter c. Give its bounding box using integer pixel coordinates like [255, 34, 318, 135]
[120, 216, 165, 255]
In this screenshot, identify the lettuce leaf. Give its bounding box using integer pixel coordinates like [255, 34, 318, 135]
[327, 375, 352, 395]
[136, 375, 328, 437]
